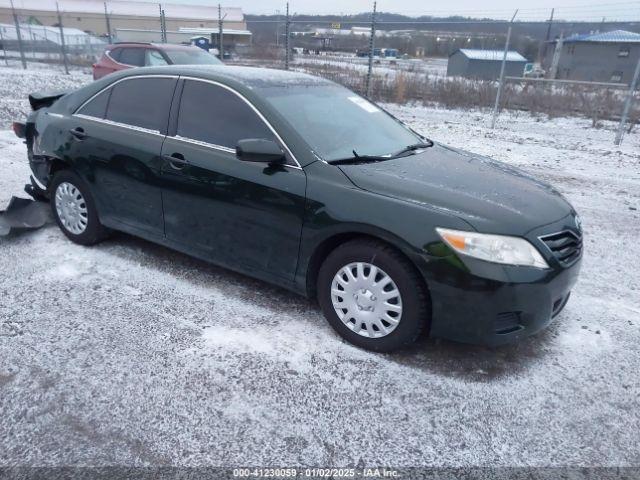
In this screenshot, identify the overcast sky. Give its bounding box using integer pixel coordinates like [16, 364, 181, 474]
[155, 0, 639, 22]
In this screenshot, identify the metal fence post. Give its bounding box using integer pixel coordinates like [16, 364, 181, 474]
[9, 0, 27, 69]
[43, 26, 49, 60]
[549, 31, 563, 79]
[0, 27, 9, 66]
[284, 2, 290, 70]
[88, 34, 94, 61]
[56, 2, 70, 74]
[615, 57, 640, 145]
[161, 8, 167, 43]
[27, 22, 34, 59]
[490, 9, 518, 129]
[365, 1, 377, 98]
[538, 8, 554, 64]
[104, 2, 112, 44]
[218, 4, 224, 59]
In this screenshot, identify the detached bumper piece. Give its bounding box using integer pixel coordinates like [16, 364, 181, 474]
[0, 196, 51, 237]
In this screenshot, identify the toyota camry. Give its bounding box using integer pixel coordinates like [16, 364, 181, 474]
[14, 65, 583, 352]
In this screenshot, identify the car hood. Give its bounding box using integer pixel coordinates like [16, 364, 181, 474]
[338, 143, 574, 235]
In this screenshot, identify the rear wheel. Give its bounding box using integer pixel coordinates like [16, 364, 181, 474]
[317, 238, 429, 352]
[50, 170, 108, 246]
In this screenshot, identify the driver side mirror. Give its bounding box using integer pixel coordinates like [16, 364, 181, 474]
[236, 139, 285, 164]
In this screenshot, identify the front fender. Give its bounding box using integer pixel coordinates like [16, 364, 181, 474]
[295, 161, 474, 296]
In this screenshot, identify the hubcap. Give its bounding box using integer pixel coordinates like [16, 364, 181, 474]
[55, 182, 88, 235]
[331, 262, 403, 338]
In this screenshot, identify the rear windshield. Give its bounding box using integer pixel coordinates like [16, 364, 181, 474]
[164, 49, 222, 65]
[259, 84, 420, 162]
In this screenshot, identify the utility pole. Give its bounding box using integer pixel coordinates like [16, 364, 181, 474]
[218, 4, 224, 59]
[365, 1, 377, 98]
[56, 2, 69, 74]
[9, 0, 26, 69]
[104, 2, 112, 44]
[285, 2, 290, 70]
[614, 57, 640, 145]
[158, 4, 163, 42]
[490, 9, 518, 129]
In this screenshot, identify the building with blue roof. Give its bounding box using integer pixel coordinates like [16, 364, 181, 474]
[542, 30, 640, 85]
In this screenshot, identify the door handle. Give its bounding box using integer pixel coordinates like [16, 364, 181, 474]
[163, 153, 187, 170]
[69, 127, 87, 140]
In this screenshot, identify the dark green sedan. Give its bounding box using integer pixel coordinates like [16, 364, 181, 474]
[16, 65, 582, 352]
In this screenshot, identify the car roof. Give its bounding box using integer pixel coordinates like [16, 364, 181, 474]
[113, 64, 333, 89]
[108, 43, 202, 51]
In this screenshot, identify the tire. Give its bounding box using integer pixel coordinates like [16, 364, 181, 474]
[50, 170, 109, 246]
[317, 238, 430, 352]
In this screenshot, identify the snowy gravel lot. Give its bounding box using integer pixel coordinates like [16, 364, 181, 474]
[1, 66, 639, 469]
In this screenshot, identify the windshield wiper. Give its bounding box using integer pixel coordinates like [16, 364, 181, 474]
[391, 141, 434, 158]
[327, 150, 393, 165]
[327, 140, 433, 165]
[328, 141, 434, 166]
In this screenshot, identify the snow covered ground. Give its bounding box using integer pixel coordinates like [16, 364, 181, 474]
[292, 55, 448, 77]
[0, 65, 639, 469]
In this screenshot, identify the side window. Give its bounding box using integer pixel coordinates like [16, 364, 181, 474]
[176, 80, 276, 149]
[106, 77, 176, 131]
[118, 47, 145, 67]
[77, 89, 110, 118]
[146, 49, 168, 66]
[108, 48, 122, 62]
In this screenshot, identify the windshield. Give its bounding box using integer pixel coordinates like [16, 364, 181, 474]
[259, 84, 421, 162]
[165, 49, 222, 65]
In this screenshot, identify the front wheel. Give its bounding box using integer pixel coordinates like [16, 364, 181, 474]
[50, 170, 109, 246]
[317, 238, 430, 352]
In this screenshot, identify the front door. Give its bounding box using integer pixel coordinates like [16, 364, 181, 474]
[160, 79, 306, 282]
[71, 75, 177, 237]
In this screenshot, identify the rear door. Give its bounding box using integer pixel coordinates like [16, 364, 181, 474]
[159, 78, 307, 282]
[71, 75, 178, 237]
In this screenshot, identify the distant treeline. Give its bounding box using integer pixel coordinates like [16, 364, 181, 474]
[246, 13, 640, 60]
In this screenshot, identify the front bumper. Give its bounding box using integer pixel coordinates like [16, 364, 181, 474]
[427, 257, 581, 345]
[422, 219, 583, 346]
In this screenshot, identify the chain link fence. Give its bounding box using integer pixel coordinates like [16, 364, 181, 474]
[0, 1, 638, 144]
[0, 22, 106, 69]
[234, 5, 640, 145]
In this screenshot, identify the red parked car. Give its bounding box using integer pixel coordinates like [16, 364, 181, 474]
[92, 42, 223, 80]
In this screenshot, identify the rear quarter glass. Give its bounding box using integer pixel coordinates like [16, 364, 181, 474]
[108, 48, 122, 62]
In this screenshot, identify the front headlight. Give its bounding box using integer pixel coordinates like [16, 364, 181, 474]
[436, 227, 549, 269]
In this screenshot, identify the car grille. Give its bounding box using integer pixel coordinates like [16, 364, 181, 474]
[540, 230, 582, 266]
